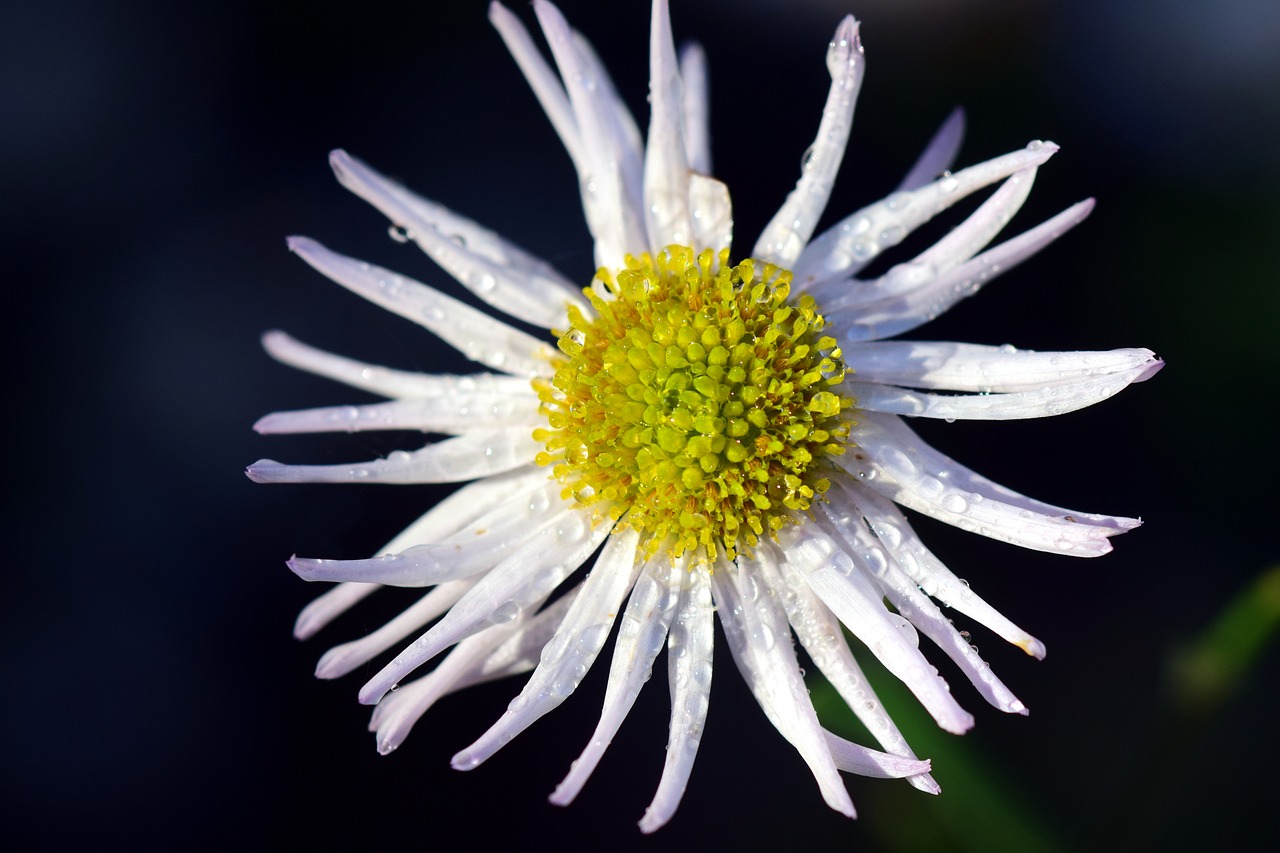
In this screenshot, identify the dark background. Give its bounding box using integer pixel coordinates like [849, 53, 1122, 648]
[3, 0, 1278, 849]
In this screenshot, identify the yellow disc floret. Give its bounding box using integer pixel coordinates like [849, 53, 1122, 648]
[534, 245, 853, 562]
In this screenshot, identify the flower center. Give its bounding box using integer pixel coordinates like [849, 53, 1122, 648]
[534, 245, 852, 562]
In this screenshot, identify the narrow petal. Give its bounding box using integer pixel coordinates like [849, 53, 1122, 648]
[314, 579, 476, 679]
[246, 427, 539, 485]
[896, 107, 966, 192]
[643, 0, 693, 248]
[359, 509, 612, 704]
[371, 584, 582, 754]
[288, 481, 571, 585]
[848, 361, 1159, 420]
[823, 731, 933, 779]
[679, 42, 711, 175]
[451, 526, 644, 770]
[287, 237, 555, 378]
[844, 341, 1163, 393]
[753, 16, 865, 267]
[639, 558, 714, 834]
[254, 388, 541, 435]
[293, 582, 379, 641]
[838, 411, 1138, 555]
[551, 553, 683, 807]
[818, 496, 1029, 715]
[762, 546, 940, 793]
[776, 524, 976, 734]
[711, 559, 857, 818]
[533, 0, 647, 266]
[834, 199, 1094, 342]
[688, 174, 733, 254]
[794, 141, 1057, 288]
[261, 331, 479, 400]
[329, 150, 585, 328]
[489, 1, 584, 170]
[836, 479, 1047, 659]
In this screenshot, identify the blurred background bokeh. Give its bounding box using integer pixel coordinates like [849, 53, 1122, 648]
[3, 0, 1277, 849]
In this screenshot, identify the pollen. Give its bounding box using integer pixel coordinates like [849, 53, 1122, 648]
[534, 245, 853, 562]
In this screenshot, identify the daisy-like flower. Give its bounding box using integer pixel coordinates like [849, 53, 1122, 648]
[249, 0, 1160, 832]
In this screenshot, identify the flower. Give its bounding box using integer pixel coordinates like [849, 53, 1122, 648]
[248, 0, 1161, 833]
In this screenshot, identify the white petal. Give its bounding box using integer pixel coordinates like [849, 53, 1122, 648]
[794, 141, 1058, 288]
[451, 526, 644, 770]
[710, 559, 856, 818]
[839, 411, 1138, 555]
[314, 579, 476, 679]
[836, 479, 1046, 659]
[848, 361, 1160, 420]
[844, 341, 1163, 393]
[762, 546, 939, 793]
[896, 107, 966, 193]
[288, 237, 556, 377]
[823, 731, 933, 779]
[643, 0, 693, 248]
[254, 388, 542, 435]
[551, 553, 683, 807]
[261, 331, 477, 400]
[245, 427, 539, 485]
[329, 150, 585, 328]
[639, 558, 714, 834]
[776, 524, 975, 734]
[288, 480, 569, 585]
[688, 174, 733, 253]
[679, 42, 711, 175]
[371, 584, 582, 755]
[293, 582, 379, 641]
[489, 1, 584, 170]
[834, 199, 1094, 342]
[753, 16, 864, 267]
[359, 508, 611, 704]
[533, 0, 647, 267]
[818, 495, 1028, 715]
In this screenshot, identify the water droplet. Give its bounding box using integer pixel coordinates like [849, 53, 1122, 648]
[388, 224, 411, 243]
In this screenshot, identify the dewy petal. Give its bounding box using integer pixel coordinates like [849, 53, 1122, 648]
[816, 497, 1029, 715]
[753, 16, 864, 268]
[896, 107, 966, 193]
[679, 42, 711, 175]
[291, 466, 551, 639]
[489, 1, 584, 170]
[834, 199, 1095, 342]
[794, 141, 1058, 288]
[551, 552, 683, 807]
[643, 0, 694, 248]
[836, 478, 1047, 659]
[532, 0, 647, 267]
[261, 331, 489, 400]
[639, 558, 714, 834]
[844, 341, 1163, 393]
[287, 237, 556, 378]
[451, 526, 644, 771]
[839, 411, 1138, 555]
[688, 174, 733, 254]
[776, 524, 976, 735]
[848, 362, 1159, 421]
[822, 731, 932, 779]
[371, 583, 582, 755]
[761, 546, 940, 794]
[329, 150, 586, 328]
[359, 508, 612, 705]
[254, 388, 541, 435]
[315, 579, 476, 680]
[710, 558, 856, 819]
[288, 480, 570, 586]
[245, 427, 539, 485]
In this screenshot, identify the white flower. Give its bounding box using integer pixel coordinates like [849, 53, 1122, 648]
[248, 0, 1161, 833]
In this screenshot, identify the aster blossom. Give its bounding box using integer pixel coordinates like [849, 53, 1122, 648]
[249, 0, 1160, 832]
